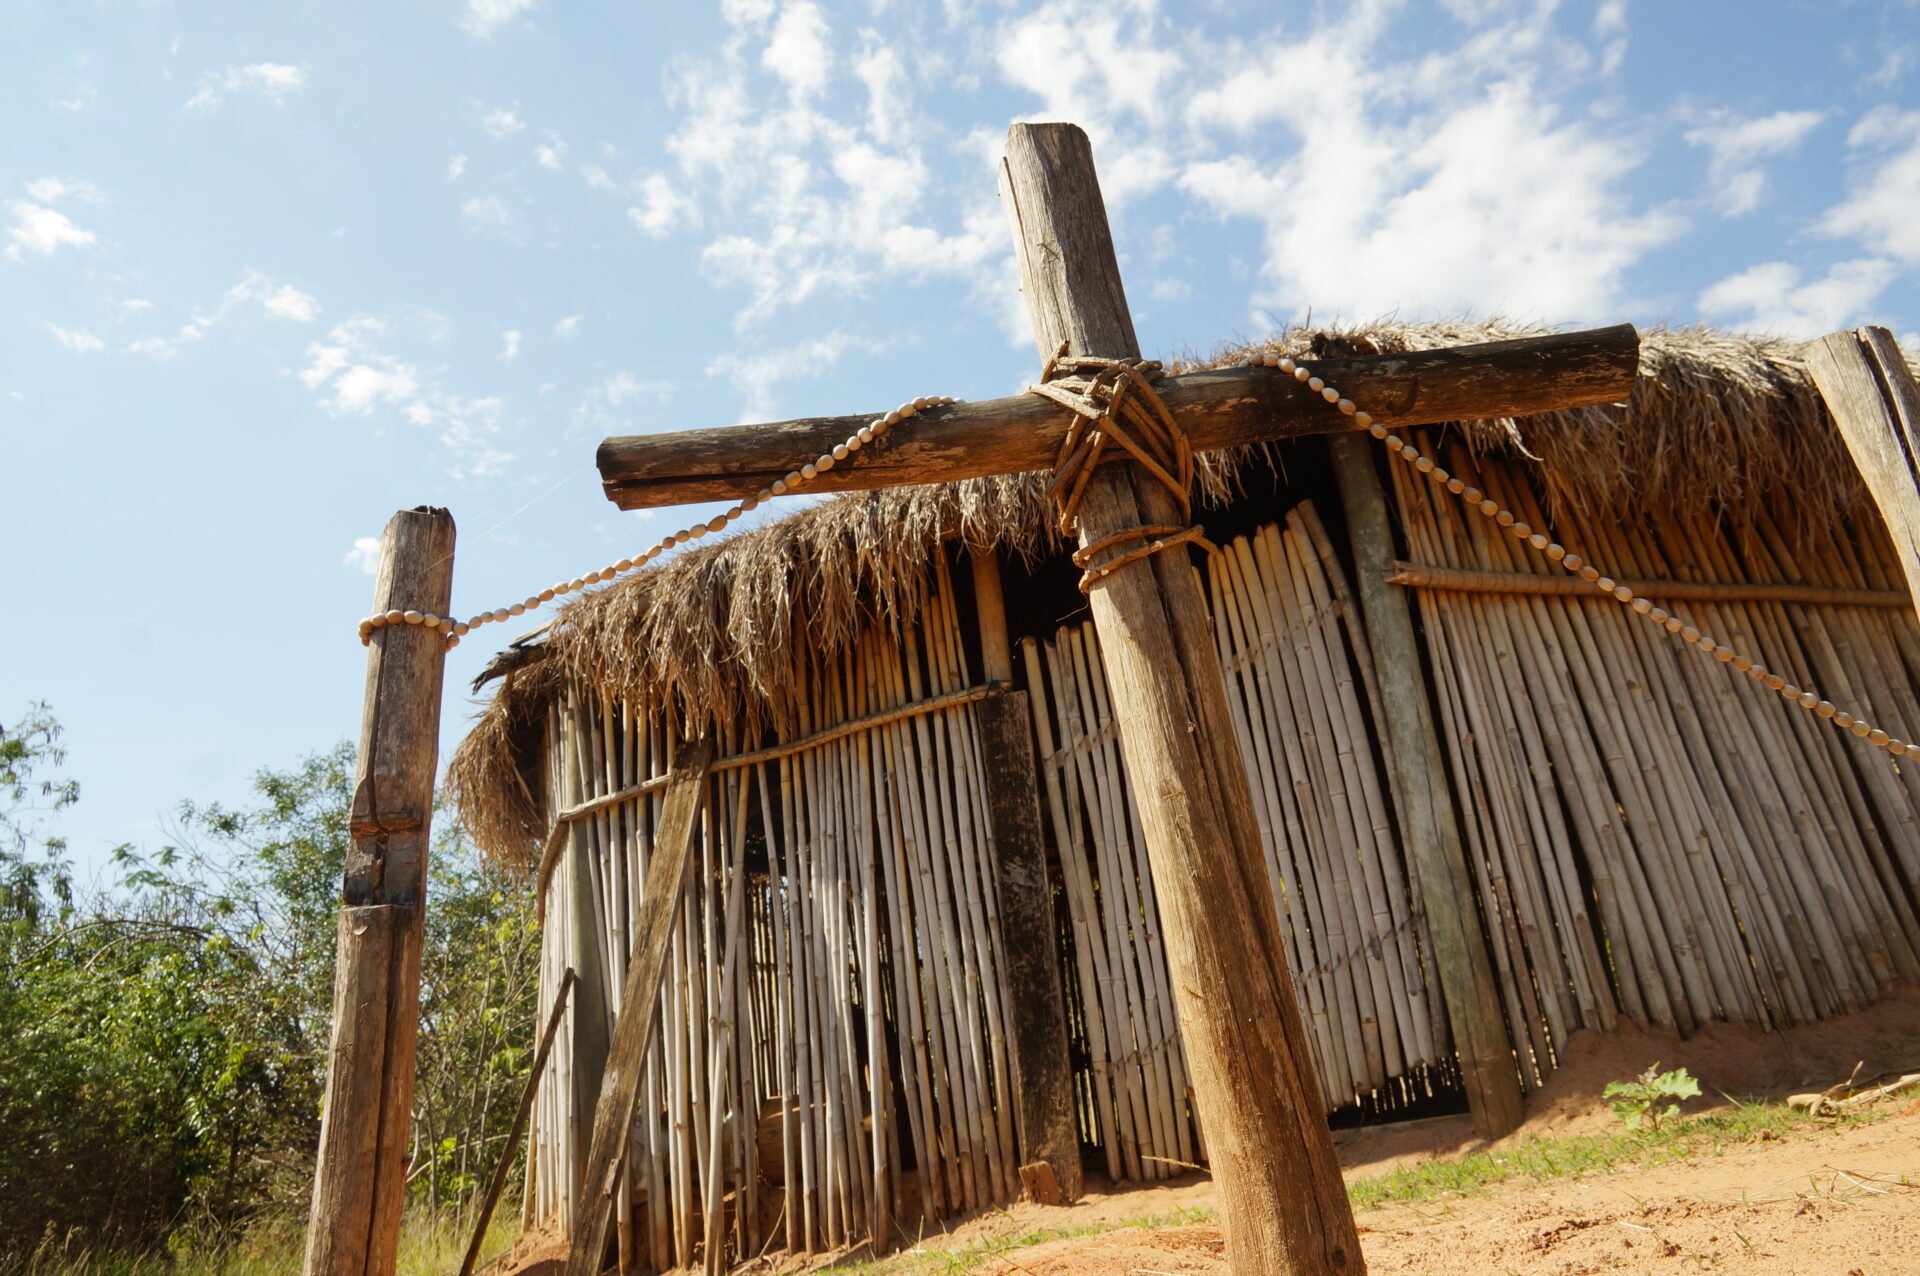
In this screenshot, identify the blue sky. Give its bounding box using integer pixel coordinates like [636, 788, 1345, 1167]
[6, 0, 1917, 874]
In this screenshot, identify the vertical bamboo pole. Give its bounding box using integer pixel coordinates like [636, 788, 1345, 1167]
[1000, 123, 1358, 1274]
[303, 506, 455, 1276]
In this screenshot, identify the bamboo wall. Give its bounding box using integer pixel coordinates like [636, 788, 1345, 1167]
[1020, 507, 1451, 1185]
[528, 558, 1021, 1270]
[1388, 433, 1920, 1075]
[522, 461, 1920, 1270]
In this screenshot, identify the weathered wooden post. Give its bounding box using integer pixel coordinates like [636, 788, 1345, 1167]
[999, 122, 1361, 1273]
[969, 545, 1083, 1203]
[1329, 434, 1525, 1138]
[1805, 327, 1920, 611]
[303, 506, 455, 1276]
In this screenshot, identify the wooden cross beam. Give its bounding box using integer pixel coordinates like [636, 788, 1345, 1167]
[598, 325, 1637, 507]
[595, 123, 1638, 1275]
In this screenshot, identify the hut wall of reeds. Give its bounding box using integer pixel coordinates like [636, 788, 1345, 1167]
[447, 323, 1920, 1272]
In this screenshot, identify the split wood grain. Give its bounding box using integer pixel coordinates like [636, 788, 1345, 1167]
[1001, 122, 1360, 1276]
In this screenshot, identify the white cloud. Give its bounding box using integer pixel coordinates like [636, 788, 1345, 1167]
[462, 0, 536, 38]
[120, 298, 153, 314]
[448, 154, 468, 181]
[48, 325, 104, 352]
[499, 329, 522, 360]
[554, 314, 582, 338]
[763, 2, 834, 101]
[461, 195, 515, 229]
[535, 137, 567, 169]
[1697, 259, 1895, 337]
[1176, 10, 1680, 325]
[183, 62, 308, 112]
[24, 177, 103, 204]
[227, 270, 319, 322]
[1685, 109, 1825, 216]
[706, 328, 885, 421]
[343, 537, 382, 575]
[51, 83, 97, 112]
[125, 270, 317, 358]
[299, 316, 513, 478]
[5, 202, 96, 261]
[627, 175, 689, 238]
[656, 17, 1004, 330]
[602, 370, 671, 405]
[482, 106, 525, 139]
[1822, 108, 1920, 266]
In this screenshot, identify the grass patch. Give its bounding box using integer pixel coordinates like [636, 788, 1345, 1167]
[1348, 1098, 1876, 1212]
[7, 1208, 519, 1276]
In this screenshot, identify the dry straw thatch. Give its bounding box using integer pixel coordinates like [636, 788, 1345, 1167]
[447, 320, 1876, 867]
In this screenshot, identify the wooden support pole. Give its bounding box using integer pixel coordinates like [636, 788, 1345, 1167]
[968, 546, 1083, 1205]
[459, 969, 578, 1276]
[304, 506, 456, 1276]
[1329, 435, 1525, 1139]
[565, 738, 716, 1276]
[597, 327, 1639, 508]
[1805, 327, 1920, 612]
[1001, 123, 1360, 1274]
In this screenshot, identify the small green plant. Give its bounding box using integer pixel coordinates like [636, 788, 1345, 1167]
[1605, 1062, 1702, 1131]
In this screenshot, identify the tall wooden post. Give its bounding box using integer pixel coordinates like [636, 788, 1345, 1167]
[1001, 124, 1361, 1273]
[1329, 435, 1524, 1138]
[1805, 327, 1920, 611]
[969, 546, 1083, 1203]
[304, 506, 456, 1276]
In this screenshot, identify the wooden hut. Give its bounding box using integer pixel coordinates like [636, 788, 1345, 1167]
[447, 320, 1920, 1271]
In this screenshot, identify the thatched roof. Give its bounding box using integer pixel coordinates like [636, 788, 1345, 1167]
[447, 320, 1878, 864]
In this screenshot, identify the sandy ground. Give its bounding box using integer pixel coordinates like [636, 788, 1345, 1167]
[490, 987, 1920, 1275]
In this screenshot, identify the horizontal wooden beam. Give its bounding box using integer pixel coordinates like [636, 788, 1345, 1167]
[1386, 560, 1909, 607]
[599, 324, 1640, 509]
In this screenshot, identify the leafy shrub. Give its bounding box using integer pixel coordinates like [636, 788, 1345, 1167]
[1604, 1063, 1702, 1131]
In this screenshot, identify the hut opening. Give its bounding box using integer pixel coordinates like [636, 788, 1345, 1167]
[447, 321, 1920, 1272]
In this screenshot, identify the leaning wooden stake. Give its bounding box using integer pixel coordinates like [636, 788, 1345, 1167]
[1001, 122, 1361, 1274]
[1805, 327, 1920, 612]
[459, 968, 577, 1276]
[1329, 433, 1524, 1137]
[565, 737, 716, 1276]
[303, 506, 456, 1276]
[968, 546, 1083, 1204]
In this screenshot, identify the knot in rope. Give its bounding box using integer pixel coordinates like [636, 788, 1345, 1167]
[1029, 343, 1213, 592]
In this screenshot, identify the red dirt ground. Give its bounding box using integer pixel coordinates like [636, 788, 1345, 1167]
[491, 987, 1920, 1275]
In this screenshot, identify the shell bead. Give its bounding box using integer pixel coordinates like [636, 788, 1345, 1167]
[1322, 386, 1341, 403]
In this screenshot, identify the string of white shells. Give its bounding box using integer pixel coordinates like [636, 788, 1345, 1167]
[1242, 348, 1912, 757]
[358, 395, 964, 647]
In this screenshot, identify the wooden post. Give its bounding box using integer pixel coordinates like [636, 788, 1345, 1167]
[566, 738, 716, 1276]
[968, 546, 1083, 1204]
[561, 716, 611, 1202]
[1805, 327, 1920, 611]
[1329, 434, 1525, 1139]
[1001, 123, 1361, 1273]
[303, 506, 456, 1276]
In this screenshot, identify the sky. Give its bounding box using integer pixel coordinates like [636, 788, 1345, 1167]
[5, 0, 1917, 875]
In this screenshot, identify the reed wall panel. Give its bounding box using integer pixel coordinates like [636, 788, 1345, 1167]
[1387, 435, 1920, 1069]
